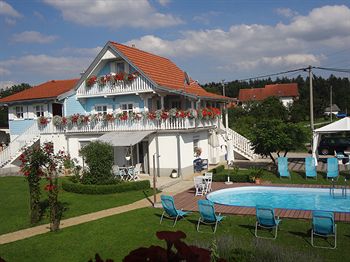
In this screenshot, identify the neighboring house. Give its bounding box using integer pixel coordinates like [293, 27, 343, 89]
[238, 83, 299, 107]
[0, 41, 257, 176]
[324, 104, 340, 116]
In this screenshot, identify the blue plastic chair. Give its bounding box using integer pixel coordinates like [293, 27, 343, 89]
[197, 200, 224, 233]
[305, 157, 317, 179]
[255, 205, 281, 239]
[277, 157, 290, 179]
[160, 195, 190, 227]
[327, 158, 339, 180]
[311, 211, 337, 249]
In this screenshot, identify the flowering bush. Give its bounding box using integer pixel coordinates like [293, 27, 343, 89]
[41, 108, 221, 128]
[37, 116, 49, 126]
[20, 143, 67, 231]
[85, 72, 138, 89]
[85, 75, 97, 87]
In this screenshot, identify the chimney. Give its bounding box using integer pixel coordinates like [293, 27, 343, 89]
[131, 44, 136, 48]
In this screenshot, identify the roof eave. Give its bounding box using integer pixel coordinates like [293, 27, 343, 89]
[0, 97, 56, 106]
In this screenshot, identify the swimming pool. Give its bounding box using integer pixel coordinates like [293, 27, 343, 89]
[206, 186, 350, 213]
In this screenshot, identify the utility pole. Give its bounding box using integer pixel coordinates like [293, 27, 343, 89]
[308, 66, 314, 131]
[222, 80, 229, 138]
[330, 85, 333, 122]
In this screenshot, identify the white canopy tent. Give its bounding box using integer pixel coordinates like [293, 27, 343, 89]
[312, 117, 350, 165]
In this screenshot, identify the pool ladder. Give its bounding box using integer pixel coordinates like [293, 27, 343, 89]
[330, 178, 348, 199]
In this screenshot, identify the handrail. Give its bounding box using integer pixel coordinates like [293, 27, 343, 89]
[0, 122, 40, 167]
[227, 127, 257, 160]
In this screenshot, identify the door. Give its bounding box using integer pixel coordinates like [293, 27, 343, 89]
[52, 103, 63, 116]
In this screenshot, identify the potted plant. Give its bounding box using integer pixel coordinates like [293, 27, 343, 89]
[249, 167, 263, 184]
[170, 169, 178, 178]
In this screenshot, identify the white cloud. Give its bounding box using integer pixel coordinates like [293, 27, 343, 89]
[43, 0, 183, 28]
[157, 0, 170, 6]
[126, 5, 350, 79]
[11, 31, 58, 44]
[193, 11, 221, 25]
[275, 8, 298, 18]
[4, 17, 16, 25]
[0, 67, 10, 76]
[0, 1, 21, 17]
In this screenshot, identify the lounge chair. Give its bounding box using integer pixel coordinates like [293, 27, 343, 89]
[194, 176, 206, 196]
[327, 158, 339, 180]
[255, 205, 281, 239]
[277, 157, 291, 179]
[305, 157, 317, 179]
[160, 195, 190, 227]
[197, 199, 224, 233]
[311, 211, 337, 249]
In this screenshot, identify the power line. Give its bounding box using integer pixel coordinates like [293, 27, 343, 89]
[312, 66, 350, 73]
[237, 67, 307, 82]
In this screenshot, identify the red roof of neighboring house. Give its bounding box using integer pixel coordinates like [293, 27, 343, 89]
[111, 41, 229, 101]
[0, 79, 78, 104]
[238, 83, 299, 102]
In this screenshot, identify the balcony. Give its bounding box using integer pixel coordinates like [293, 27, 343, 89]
[76, 73, 154, 98]
[38, 115, 221, 134]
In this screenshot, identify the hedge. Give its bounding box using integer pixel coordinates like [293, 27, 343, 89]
[212, 173, 251, 183]
[210, 165, 225, 174]
[62, 180, 151, 195]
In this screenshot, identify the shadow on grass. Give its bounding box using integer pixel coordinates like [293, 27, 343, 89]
[288, 230, 311, 245]
[238, 224, 255, 236]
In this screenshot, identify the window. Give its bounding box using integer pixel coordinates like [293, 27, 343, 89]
[116, 62, 125, 73]
[171, 100, 181, 109]
[120, 103, 133, 114]
[35, 105, 45, 117]
[95, 105, 108, 115]
[15, 106, 24, 119]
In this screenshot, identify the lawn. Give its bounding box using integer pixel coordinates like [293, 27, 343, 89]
[0, 176, 153, 235]
[0, 207, 349, 262]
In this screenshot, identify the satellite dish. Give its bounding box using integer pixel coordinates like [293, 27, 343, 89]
[184, 71, 190, 86]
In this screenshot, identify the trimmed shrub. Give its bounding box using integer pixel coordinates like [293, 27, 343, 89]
[79, 141, 114, 185]
[210, 165, 225, 174]
[62, 180, 150, 195]
[212, 173, 251, 183]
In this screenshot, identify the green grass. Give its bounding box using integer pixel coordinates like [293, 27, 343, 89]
[220, 168, 350, 185]
[0, 176, 153, 235]
[0, 208, 349, 262]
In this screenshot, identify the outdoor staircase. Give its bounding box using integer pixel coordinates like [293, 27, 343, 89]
[0, 123, 40, 168]
[226, 127, 258, 161]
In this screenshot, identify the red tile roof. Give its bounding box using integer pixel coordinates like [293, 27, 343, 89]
[238, 83, 299, 102]
[111, 41, 229, 101]
[0, 79, 78, 104]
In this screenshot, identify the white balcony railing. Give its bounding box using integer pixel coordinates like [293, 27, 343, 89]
[39, 117, 219, 134]
[76, 75, 154, 97]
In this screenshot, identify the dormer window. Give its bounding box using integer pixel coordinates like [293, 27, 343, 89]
[15, 106, 24, 119]
[35, 105, 45, 117]
[116, 62, 125, 73]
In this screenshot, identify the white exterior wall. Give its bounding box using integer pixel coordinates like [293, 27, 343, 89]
[280, 97, 294, 107]
[40, 133, 68, 154]
[148, 130, 210, 178]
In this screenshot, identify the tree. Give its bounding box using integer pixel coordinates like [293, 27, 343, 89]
[250, 120, 308, 164]
[79, 141, 114, 185]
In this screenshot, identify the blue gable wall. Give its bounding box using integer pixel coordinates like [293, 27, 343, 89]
[65, 95, 86, 116]
[65, 94, 145, 115]
[98, 63, 111, 76]
[9, 119, 35, 136]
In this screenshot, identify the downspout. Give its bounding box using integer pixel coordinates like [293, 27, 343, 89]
[176, 133, 182, 179]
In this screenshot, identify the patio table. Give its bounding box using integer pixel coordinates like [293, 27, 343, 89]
[120, 166, 136, 181]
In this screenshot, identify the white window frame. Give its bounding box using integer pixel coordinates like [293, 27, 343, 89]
[15, 106, 24, 119]
[34, 104, 45, 118]
[94, 104, 108, 115]
[120, 102, 134, 114]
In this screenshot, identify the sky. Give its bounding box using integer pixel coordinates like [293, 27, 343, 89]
[0, 0, 350, 89]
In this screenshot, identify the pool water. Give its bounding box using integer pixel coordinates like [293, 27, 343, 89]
[206, 186, 350, 213]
